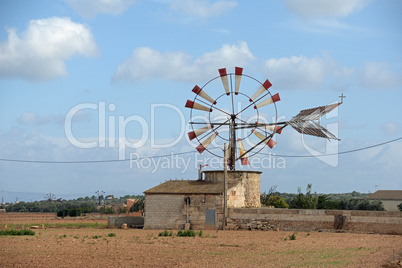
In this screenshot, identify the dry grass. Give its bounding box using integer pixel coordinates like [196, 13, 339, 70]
[0, 213, 401, 267]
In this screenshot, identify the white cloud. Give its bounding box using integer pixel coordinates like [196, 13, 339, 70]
[263, 53, 353, 90]
[354, 145, 383, 163]
[283, 0, 370, 18]
[376, 142, 402, 171]
[18, 111, 92, 126]
[358, 61, 401, 89]
[112, 41, 256, 82]
[383, 122, 399, 136]
[65, 0, 136, 18]
[264, 53, 402, 92]
[18, 113, 40, 125]
[169, 0, 237, 18]
[0, 17, 97, 82]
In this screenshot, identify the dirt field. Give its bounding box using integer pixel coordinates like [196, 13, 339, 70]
[0, 213, 401, 267]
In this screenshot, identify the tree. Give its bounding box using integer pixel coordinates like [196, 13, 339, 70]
[265, 195, 288, 208]
[260, 185, 278, 204]
[398, 202, 402, 212]
[338, 198, 384, 211]
[117, 207, 128, 214]
[290, 184, 318, 209]
[316, 194, 339, 210]
[129, 198, 144, 212]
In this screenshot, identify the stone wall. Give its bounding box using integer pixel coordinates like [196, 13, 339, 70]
[108, 216, 144, 228]
[227, 208, 402, 234]
[203, 170, 261, 208]
[144, 194, 223, 230]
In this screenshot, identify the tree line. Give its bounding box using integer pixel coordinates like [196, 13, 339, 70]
[261, 184, 386, 211]
[1, 194, 145, 215]
[2, 187, 399, 213]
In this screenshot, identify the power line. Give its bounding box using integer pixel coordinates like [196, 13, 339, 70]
[261, 136, 402, 158]
[0, 150, 196, 164]
[0, 137, 401, 164]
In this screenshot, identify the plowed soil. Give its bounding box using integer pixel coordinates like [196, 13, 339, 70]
[1, 213, 401, 267]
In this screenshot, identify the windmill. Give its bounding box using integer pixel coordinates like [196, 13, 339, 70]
[185, 67, 342, 170]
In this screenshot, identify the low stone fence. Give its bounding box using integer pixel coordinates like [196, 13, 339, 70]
[108, 216, 144, 229]
[227, 208, 402, 235]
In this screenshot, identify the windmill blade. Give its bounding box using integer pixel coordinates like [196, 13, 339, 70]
[254, 93, 280, 109]
[249, 79, 272, 102]
[196, 132, 218, 154]
[188, 125, 214, 140]
[185, 100, 212, 112]
[288, 121, 339, 140]
[192, 85, 216, 105]
[219, 68, 230, 95]
[235, 67, 243, 95]
[237, 138, 250, 165]
[257, 124, 283, 134]
[252, 129, 277, 148]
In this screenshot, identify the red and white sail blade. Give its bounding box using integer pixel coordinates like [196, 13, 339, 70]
[252, 130, 277, 149]
[196, 132, 218, 154]
[254, 93, 280, 109]
[249, 79, 272, 102]
[185, 100, 212, 112]
[192, 85, 216, 105]
[235, 67, 243, 95]
[188, 125, 214, 141]
[237, 138, 250, 165]
[260, 124, 283, 134]
[219, 68, 230, 95]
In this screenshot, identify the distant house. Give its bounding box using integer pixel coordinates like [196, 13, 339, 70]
[368, 190, 402, 211]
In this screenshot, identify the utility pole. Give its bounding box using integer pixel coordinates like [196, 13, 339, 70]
[223, 143, 228, 230]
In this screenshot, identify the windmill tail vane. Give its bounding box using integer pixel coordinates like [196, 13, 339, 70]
[185, 66, 343, 170]
[286, 102, 342, 141]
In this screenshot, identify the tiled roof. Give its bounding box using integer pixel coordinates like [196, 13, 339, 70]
[368, 190, 402, 200]
[144, 180, 223, 194]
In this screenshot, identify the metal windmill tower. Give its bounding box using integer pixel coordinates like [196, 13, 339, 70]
[185, 67, 342, 170]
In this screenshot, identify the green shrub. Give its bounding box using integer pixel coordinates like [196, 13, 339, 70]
[158, 230, 173, 237]
[98, 207, 114, 214]
[57, 208, 82, 217]
[0, 229, 35, 236]
[289, 233, 296, 240]
[177, 230, 196, 237]
[265, 195, 289, 208]
[108, 233, 116, 237]
[290, 184, 318, 209]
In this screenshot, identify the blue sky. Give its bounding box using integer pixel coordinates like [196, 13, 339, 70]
[0, 0, 401, 201]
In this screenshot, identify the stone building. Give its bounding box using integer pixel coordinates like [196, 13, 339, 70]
[143, 170, 262, 229]
[368, 190, 402, 211]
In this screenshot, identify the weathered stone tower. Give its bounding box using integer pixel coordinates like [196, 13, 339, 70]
[203, 170, 261, 208]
